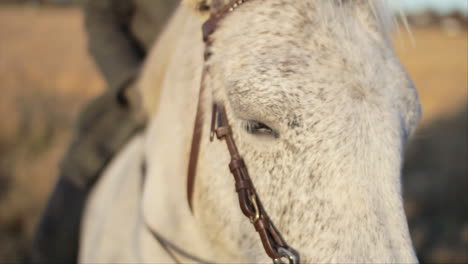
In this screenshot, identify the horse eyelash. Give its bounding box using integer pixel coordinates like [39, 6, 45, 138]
[240, 120, 279, 138]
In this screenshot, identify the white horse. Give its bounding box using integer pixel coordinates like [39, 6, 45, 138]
[79, 0, 422, 263]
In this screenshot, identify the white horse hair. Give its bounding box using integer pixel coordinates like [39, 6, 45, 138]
[80, 0, 421, 263]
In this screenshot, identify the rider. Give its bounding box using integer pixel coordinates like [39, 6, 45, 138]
[31, 1, 179, 263]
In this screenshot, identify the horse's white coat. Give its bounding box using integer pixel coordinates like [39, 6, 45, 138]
[80, 0, 421, 263]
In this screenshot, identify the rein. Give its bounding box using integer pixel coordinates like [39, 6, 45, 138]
[185, 0, 300, 263]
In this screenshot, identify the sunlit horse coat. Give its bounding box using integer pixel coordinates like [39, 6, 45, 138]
[80, 0, 421, 263]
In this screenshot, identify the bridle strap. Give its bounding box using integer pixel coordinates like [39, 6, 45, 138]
[141, 162, 213, 264]
[211, 104, 300, 264]
[188, 0, 252, 212]
[187, 67, 209, 211]
[188, 0, 251, 212]
[185, 0, 300, 263]
[202, 0, 252, 42]
[144, 220, 213, 264]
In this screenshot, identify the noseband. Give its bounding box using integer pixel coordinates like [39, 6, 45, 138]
[186, 1, 300, 263]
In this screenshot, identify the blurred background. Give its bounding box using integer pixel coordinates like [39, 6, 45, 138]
[0, 0, 466, 263]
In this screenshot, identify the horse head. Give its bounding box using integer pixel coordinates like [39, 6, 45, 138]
[187, 0, 421, 262]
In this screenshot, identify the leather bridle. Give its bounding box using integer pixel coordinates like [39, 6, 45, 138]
[185, 0, 301, 263]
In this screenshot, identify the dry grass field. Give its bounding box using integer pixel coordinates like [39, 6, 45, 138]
[0, 7, 104, 262]
[0, 6, 466, 264]
[395, 25, 468, 264]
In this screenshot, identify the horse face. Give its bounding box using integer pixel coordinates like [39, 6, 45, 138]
[195, 0, 421, 262]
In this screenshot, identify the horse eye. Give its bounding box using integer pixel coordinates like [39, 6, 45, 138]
[243, 121, 278, 138]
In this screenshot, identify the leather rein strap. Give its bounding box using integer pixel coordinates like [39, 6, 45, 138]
[210, 104, 300, 264]
[187, 1, 300, 263]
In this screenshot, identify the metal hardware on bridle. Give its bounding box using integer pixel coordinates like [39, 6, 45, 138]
[187, 0, 301, 263]
[202, 0, 252, 42]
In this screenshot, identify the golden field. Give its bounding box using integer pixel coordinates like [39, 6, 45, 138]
[0, 6, 466, 263]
